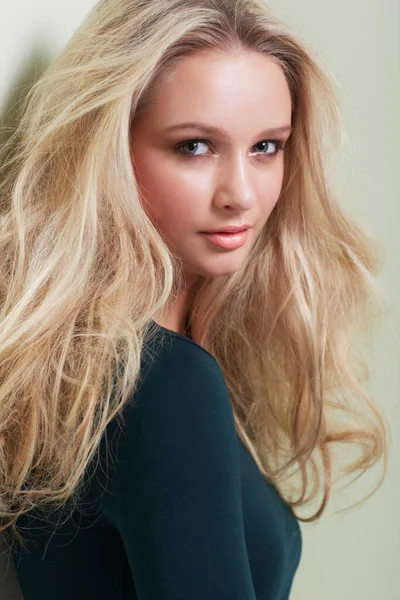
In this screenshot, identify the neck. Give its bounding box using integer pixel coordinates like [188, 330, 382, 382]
[152, 276, 201, 337]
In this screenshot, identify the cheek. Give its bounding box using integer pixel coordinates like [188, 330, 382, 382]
[132, 153, 202, 232]
[259, 166, 285, 218]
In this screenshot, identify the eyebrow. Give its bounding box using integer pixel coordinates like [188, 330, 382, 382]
[163, 121, 292, 138]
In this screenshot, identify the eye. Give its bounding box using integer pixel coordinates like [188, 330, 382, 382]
[252, 140, 285, 156]
[174, 138, 286, 159]
[175, 139, 210, 157]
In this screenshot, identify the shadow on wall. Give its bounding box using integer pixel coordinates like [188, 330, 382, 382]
[0, 40, 52, 207]
[0, 40, 53, 600]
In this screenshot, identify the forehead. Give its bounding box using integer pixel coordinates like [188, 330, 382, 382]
[138, 49, 292, 132]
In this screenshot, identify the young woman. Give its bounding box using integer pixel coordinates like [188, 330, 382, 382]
[0, 0, 389, 598]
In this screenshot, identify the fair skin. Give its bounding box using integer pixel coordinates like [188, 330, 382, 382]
[130, 48, 292, 336]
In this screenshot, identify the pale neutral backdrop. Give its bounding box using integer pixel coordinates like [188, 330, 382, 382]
[1, 1, 399, 599]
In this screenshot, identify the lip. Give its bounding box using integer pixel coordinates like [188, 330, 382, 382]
[201, 224, 251, 234]
[200, 229, 250, 249]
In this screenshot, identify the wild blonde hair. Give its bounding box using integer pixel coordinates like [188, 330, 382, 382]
[0, 0, 389, 546]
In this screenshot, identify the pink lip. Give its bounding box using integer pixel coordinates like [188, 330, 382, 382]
[202, 225, 251, 234]
[200, 229, 249, 249]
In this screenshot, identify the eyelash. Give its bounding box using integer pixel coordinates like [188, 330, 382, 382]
[174, 138, 286, 159]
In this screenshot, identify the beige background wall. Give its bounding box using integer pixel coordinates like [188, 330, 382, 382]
[1, 1, 399, 598]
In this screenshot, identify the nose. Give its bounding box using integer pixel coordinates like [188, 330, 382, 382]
[212, 152, 256, 212]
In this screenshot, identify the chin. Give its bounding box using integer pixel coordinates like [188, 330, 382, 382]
[194, 260, 245, 279]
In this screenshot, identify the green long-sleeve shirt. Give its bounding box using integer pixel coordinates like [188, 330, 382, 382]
[11, 320, 302, 599]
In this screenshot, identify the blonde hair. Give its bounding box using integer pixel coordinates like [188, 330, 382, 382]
[0, 0, 390, 547]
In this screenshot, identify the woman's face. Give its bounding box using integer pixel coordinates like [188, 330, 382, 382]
[130, 48, 292, 284]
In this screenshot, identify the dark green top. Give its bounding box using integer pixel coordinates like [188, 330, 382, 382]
[11, 321, 302, 599]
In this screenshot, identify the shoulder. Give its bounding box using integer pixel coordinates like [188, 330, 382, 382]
[94, 329, 239, 507]
[140, 324, 218, 374]
[136, 326, 227, 406]
[108, 328, 236, 451]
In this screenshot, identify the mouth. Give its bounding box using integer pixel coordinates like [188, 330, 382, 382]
[201, 224, 251, 234]
[199, 228, 250, 249]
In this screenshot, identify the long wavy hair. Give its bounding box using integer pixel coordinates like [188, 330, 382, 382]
[0, 0, 390, 547]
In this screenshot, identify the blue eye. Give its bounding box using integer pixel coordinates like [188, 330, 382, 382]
[253, 140, 285, 155]
[174, 138, 285, 158]
[176, 140, 210, 157]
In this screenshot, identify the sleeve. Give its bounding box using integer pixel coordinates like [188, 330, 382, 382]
[101, 344, 257, 600]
